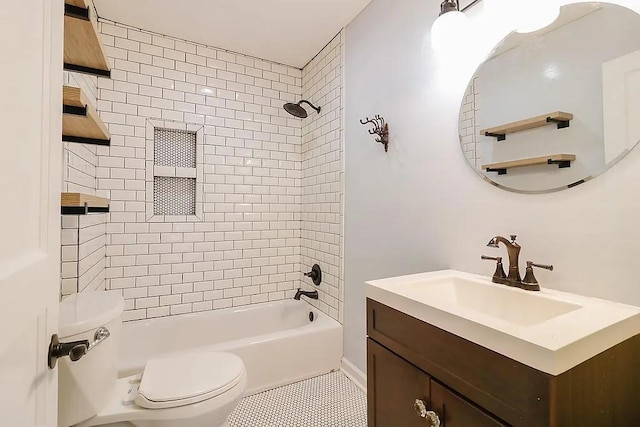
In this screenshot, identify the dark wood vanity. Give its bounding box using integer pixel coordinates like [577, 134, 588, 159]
[367, 299, 640, 427]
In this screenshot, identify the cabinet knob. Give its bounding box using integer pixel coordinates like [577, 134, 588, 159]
[414, 399, 441, 426]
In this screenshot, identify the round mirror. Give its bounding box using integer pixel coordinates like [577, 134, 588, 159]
[459, 2, 640, 193]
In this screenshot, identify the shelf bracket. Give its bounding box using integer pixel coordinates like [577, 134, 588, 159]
[547, 159, 572, 169]
[63, 62, 112, 78]
[486, 168, 508, 175]
[62, 135, 111, 146]
[61, 205, 88, 215]
[546, 117, 571, 129]
[63, 104, 88, 117]
[64, 3, 90, 21]
[485, 132, 506, 142]
[88, 206, 110, 213]
[61, 204, 109, 215]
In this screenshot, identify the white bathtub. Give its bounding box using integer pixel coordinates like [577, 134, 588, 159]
[118, 300, 343, 395]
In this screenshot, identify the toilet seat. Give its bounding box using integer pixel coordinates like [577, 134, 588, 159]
[136, 351, 246, 409]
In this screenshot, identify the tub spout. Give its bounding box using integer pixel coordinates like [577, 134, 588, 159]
[294, 289, 319, 300]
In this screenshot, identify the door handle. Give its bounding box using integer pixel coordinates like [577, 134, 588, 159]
[47, 326, 111, 369]
[48, 334, 89, 369]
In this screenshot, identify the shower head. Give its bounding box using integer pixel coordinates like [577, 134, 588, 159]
[283, 100, 321, 118]
[284, 102, 309, 118]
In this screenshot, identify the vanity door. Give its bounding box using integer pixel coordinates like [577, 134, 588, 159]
[430, 380, 509, 427]
[367, 339, 433, 427]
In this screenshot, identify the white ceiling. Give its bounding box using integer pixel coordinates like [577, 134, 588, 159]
[93, 0, 372, 68]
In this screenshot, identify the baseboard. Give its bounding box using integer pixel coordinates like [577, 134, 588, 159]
[341, 357, 367, 393]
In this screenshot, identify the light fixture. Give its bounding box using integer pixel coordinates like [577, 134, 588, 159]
[431, 0, 468, 50]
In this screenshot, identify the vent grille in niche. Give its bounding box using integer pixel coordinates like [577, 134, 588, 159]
[154, 128, 196, 168]
[153, 177, 196, 215]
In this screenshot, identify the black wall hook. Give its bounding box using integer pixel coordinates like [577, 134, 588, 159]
[360, 115, 389, 152]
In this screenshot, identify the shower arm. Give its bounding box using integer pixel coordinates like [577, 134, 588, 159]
[299, 100, 321, 114]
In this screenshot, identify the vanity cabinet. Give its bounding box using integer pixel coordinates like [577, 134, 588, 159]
[368, 339, 506, 427]
[366, 299, 640, 427]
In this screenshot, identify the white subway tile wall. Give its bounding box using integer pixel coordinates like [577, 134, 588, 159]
[61, 215, 107, 296]
[59, 17, 345, 323]
[300, 32, 345, 321]
[460, 77, 480, 168]
[94, 21, 310, 321]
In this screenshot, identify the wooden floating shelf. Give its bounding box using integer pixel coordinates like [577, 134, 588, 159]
[481, 111, 574, 141]
[484, 154, 576, 175]
[64, 0, 111, 77]
[61, 193, 110, 215]
[63, 86, 110, 146]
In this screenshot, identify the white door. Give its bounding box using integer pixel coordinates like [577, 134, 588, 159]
[0, 0, 64, 425]
[602, 49, 640, 164]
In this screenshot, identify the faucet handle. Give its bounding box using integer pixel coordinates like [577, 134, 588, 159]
[522, 261, 554, 291]
[528, 261, 553, 271]
[481, 255, 506, 284]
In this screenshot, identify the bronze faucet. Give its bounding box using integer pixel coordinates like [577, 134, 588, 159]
[487, 235, 522, 285]
[483, 235, 553, 291]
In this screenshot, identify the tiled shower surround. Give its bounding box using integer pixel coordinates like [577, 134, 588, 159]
[73, 20, 345, 321]
[300, 33, 345, 322]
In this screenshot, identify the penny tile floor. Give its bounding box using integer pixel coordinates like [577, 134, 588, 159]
[229, 371, 367, 427]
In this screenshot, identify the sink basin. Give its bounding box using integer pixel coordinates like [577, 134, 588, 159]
[404, 276, 580, 326]
[365, 270, 640, 375]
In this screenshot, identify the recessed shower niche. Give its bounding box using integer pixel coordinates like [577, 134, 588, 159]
[146, 120, 204, 220]
[459, 2, 640, 193]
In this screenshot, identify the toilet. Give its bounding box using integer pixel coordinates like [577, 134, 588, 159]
[58, 292, 247, 427]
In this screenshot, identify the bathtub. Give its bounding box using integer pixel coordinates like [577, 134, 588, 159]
[118, 299, 343, 395]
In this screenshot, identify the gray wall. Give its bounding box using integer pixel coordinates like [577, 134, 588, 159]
[344, 0, 640, 372]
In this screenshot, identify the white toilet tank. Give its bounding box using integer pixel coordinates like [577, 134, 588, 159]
[58, 292, 123, 427]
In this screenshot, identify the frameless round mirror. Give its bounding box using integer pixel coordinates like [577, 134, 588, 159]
[459, 2, 640, 193]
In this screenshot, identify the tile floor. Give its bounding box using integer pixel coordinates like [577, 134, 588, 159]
[229, 371, 367, 427]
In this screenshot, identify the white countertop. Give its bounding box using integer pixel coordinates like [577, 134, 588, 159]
[365, 270, 640, 375]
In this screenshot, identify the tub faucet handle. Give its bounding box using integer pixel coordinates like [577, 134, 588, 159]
[304, 264, 322, 286]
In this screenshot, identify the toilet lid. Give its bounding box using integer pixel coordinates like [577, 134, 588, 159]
[135, 351, 245, 409]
